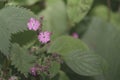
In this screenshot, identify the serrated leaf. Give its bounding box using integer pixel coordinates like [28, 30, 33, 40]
[7, 0, 40, 6]
[48, 36, 106, 76]
[83, 17, 120, 80]
[0, 6, 36, 56]
[67, 0, 93, 26]
[0, 6, 35, 33]
[10, 43, 36, 76]
[38, 0, 67, 39]
[0, 28, 11, 55]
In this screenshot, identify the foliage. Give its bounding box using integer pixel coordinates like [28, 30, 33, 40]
[0, 6, 35, 56]
[83, 17, 120, 80]
[39, 0, 67, 39]
[48, 36, 106, 76]
[67, 0, 93, 26]
[91, 5, 120, 26]
[49, 61, 60, 78]
[0, 0, 119, 80]
[10, 43, 36, 76]
[7, 0, 40, 6]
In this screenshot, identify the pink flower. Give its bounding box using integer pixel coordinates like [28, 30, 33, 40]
[72, 32, 79, 38]
[27, 18, 40, 31]
[38, 31, 51, 44]
[30, 67, 37, 76]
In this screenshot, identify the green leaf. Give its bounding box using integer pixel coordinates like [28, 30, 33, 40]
[65, 50, 106, 76]
[83, 17, 120, 80]
[10, 43, 36, 76]
[58, 71, 70, 80]
[12, 31, 37, 46]
[48, 36, 105, 76]
[49, 61, 60, 78]
[6, 0, 40, 6]
[91, 5, 120, 26]
[48, 36, 88, 56]
[0, 52, 5, 68]
[0, 28, 11, 56]
[67, 0, 93, 26]
[52, 71, 70, 80]
[38, 0, 67, 39]
[0, 6, 35, 56]
[62, 64, 94, 80]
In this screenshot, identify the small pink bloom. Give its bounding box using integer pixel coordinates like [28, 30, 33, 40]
[38, 31, 51, 44]
[72, 32, 79, 38]
[27, 18, 40, 31]
[30, 67, 37, 76]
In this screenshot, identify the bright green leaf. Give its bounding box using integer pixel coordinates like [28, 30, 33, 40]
[67, 0, 93, 26]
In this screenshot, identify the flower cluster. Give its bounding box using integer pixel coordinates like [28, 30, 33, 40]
[27, 17, 54, 77]
[27, 17, 51, 44]
[30, 53, 62, 77]
[27, 17, 63, 78]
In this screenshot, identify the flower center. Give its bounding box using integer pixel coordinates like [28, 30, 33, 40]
[43, 35, 46, 38]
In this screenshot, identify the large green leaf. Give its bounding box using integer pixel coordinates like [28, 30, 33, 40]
[62, 64, 94, 80]
[65, 50, 106, 76]
[38, 0, 67, 39]
[83, 17, 120, 80]
[67, 0, 93, 26]
[48, 36, 88, 56]
[10, 43, 36, 76]
[0, 6, 35, 55]
[48, 36, 105, 76]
